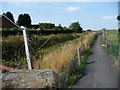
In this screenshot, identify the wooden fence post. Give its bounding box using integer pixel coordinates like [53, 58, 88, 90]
[102, 30, 104, 45]
[77, 48, 81, 65]
[110, 40, 111, 53]
[81, 35, 82, 44]
[105, 30, 107, 49]
[21, 26, 32, 70]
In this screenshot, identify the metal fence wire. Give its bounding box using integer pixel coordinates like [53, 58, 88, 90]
[105, 31, 119, 61]
[57, 33, 98, 88]
[107, 39, 118, 59]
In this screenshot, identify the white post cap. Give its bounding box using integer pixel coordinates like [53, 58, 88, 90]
[20, 26, 27, 30]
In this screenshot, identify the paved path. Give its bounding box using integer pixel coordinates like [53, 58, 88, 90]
[72, 35, 118, 88]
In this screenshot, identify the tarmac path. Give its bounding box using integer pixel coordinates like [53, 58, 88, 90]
[72, 35, 118, 88]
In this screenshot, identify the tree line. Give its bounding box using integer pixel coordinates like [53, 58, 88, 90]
[3, 11, 83, 33]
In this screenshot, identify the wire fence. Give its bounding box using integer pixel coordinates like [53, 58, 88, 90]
[102, 30, 119, 63]
[106, 38, 118, 60]
[57, 32, 98, 88]
[2, 32, 89, 69]
[2, 33, 51, 69]
[2, 31, 98, 87]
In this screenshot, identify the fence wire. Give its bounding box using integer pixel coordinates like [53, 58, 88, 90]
[103, 30, 119, 61]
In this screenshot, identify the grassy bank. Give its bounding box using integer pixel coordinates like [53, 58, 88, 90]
[34, 32, 96, 72]
[106, 30, 118, 69]
[67, 34, 97, 87]
[106, 30, 118, 59]
[2, 33, 83, 68]
[2, 32, 96, 74]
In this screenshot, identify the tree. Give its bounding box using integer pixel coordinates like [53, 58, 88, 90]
[117, 15, 120, 29]
[117, 15, 120, 21]
[17, 14, 25, 26]
[63, 26, 69, 30]
[17, 13, 31, 28]
[39, 23, 55, 30]
[69, 22, 83, 33]
[117, 15, 120, 34]
[87, 29, 92, 32]
[4, 12, 15, 23]
[54, 24, 63, 30]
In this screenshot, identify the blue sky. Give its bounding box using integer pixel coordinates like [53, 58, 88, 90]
[1, 2, 119, 30]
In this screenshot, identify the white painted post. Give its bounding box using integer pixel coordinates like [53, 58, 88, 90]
[77, 48, 81, 65]
[21, 26, 32, 70]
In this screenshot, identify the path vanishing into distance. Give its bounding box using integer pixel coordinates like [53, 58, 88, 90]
[72, 35, 118, 88]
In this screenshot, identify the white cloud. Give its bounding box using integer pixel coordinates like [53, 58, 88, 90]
[66, 6, 80, 12]
[102, 16, 116, 20]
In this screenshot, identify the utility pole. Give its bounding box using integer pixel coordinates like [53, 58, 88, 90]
[20, 26, 32, 70]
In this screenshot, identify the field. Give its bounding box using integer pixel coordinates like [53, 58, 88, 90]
[107, 30, 118, 42]
[2, 31, 96, 71]
[106, 30, 118, 60]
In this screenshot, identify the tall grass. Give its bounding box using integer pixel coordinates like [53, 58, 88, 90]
[34, 32, 96, 72]
[106, 30, 119, 67]
[2, 33, 82, 68]
[2, 32, 96, 70]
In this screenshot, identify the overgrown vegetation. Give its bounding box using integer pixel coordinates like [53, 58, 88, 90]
[2, 32, 96, 70]
[105, 30, 118, 69]
[2, 30, 97, 88]
[1, 29, 84, 37]
[67, 34, 97, 87]
[2, 33, 83, 68]
[34, 32, 96, 71]
[106, 30, 118, 58]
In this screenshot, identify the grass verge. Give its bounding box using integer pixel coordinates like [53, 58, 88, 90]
[67, 34, 97, 87]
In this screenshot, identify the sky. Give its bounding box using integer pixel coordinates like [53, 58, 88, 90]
[1, 1, 119, 30]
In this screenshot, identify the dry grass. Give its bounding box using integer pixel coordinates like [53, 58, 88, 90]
[34, 32, 96, 72]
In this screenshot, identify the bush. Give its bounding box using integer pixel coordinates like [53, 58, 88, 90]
[87, 29, 92, 32]
[2, 35, 24, 61]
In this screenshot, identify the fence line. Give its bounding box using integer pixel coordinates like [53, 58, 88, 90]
[57, 32, 98, 88]
[102, 30, 118, 68]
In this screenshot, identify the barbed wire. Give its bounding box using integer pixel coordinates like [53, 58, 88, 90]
[28, 43, 37, 56]
[37, 38, 50, 50]
[17, 43, 25, 54]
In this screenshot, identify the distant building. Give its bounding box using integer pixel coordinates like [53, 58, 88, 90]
[0, 14, 18, 29]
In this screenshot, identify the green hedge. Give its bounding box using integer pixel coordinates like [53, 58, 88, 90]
[1, 29, 83, 37]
